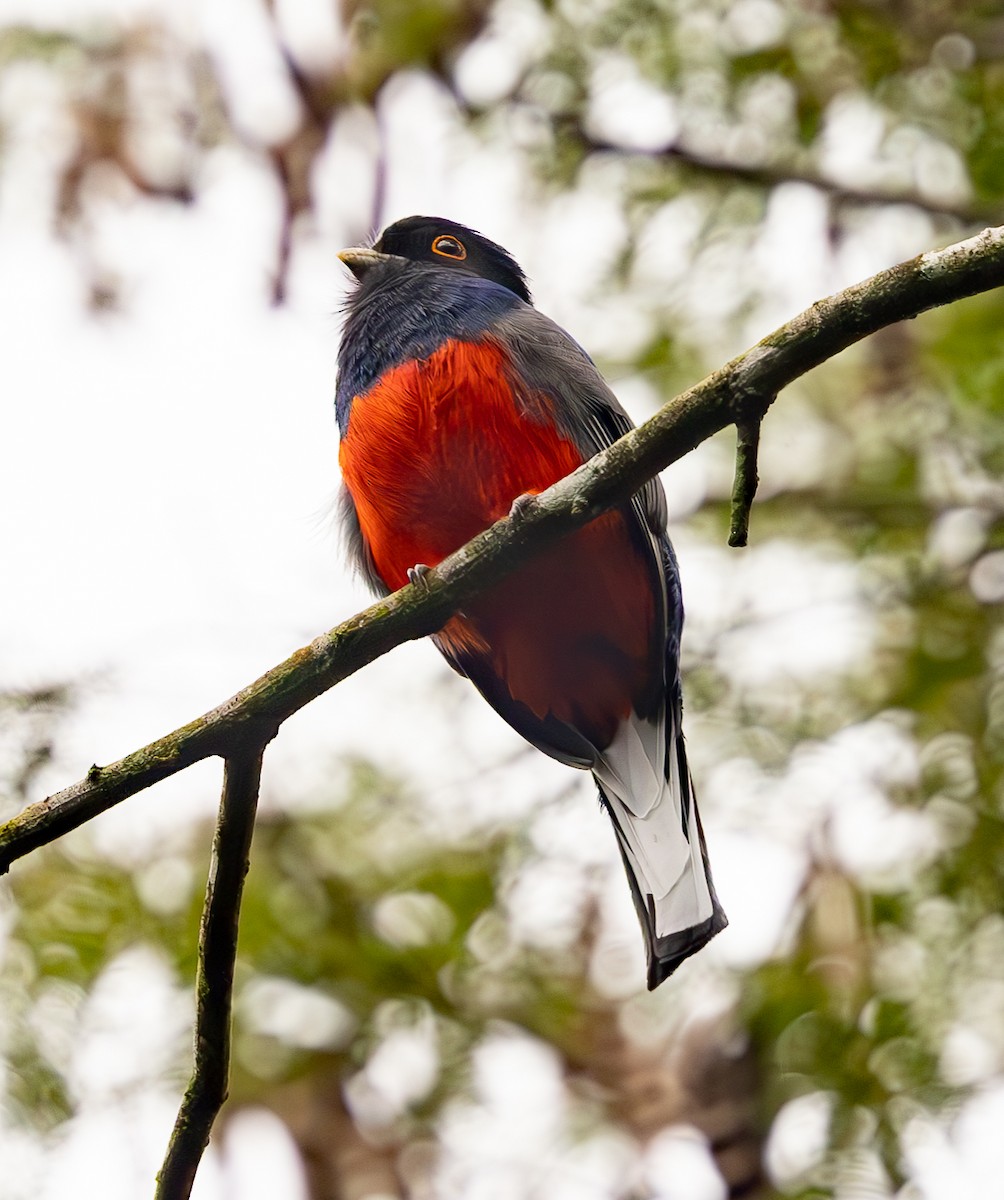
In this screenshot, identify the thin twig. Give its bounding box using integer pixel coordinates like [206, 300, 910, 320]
[1, 225, 1003, 869]
[371, 105, 389, 234]
[559, 124, 1003, 226]
[155, 728, 273, 1200]
[728, 418, 763, 548]
[270, 145, 295, 307]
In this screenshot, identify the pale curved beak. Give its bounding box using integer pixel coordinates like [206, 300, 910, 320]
[338, 247, 392, 279]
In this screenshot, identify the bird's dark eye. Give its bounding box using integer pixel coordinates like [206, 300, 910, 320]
[432, 235, 467, 260]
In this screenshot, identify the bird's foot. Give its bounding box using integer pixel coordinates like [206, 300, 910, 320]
[508, 492, 538, 525]
[408, 563, 433, 590]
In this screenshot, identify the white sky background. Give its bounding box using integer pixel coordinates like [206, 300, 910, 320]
[0, 0, 999, 1197]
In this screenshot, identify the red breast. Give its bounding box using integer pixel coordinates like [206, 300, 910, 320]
[339, 337, 656, 749]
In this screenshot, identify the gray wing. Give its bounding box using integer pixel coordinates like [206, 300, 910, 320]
[489, 304, 668, 541]
[490, 304, 675, 723]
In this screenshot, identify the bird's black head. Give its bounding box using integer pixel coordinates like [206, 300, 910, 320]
[341, 215, 531, 303]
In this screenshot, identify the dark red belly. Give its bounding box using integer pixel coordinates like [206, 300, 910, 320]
[339, 337, 656, 747]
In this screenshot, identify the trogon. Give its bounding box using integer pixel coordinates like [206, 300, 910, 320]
[335, 215, 727, 989]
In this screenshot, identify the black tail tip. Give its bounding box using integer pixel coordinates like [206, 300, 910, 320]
[646, 906, 729, 991]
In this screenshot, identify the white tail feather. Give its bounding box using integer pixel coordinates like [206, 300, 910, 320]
[592, 708, 667, 818]
[595, 712, 725, 986]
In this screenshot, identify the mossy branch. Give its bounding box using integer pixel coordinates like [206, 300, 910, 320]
[1, 225, 1003, 872]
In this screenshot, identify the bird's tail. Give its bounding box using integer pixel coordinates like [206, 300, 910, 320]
[594, 711, 727, 990]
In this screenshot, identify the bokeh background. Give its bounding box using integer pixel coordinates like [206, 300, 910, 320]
[2, 0, 1004, 1197]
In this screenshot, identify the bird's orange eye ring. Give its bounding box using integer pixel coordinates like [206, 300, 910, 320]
[432, 234, 467, 260]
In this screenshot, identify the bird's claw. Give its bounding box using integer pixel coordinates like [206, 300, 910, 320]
[408, 563, 432, 590]
[509, 492, 537, 525]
